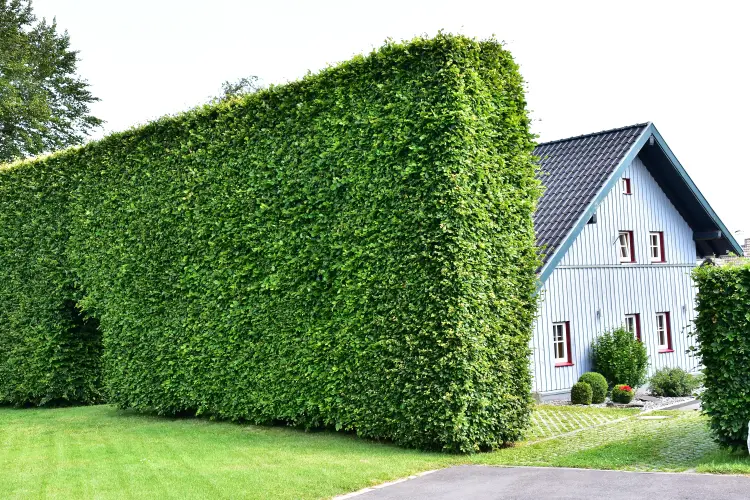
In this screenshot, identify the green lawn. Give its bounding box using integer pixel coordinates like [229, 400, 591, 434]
[0, 405, 748, 500]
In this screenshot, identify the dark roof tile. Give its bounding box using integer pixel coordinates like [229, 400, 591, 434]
[533, 123, 649, 265]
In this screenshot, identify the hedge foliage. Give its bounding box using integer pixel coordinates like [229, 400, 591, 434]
[0, 34, 540, 451]
[0, 159, 103, 406]
[693, 263, 750, 449]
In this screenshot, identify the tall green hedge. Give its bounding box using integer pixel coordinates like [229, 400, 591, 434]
[693, 262, 750, 449]
[0, 158, 103, 406]
[0, 34, 540, 451]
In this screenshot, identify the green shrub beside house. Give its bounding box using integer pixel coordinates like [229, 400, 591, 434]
[591, 328, 648, 389]
[0, 35, 540, 452]
[693, 262, 750, 449]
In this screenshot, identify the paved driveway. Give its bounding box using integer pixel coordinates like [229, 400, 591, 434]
[350, 466, 750, 500]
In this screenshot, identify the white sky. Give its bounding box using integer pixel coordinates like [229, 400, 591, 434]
[33, 0, 750, 241]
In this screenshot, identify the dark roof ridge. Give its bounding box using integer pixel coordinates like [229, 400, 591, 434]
[536, 122, 651, 147]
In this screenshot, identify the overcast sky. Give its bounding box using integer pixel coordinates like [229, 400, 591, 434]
[33, 0, 750, 241]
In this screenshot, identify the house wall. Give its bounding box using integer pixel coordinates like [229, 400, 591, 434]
[531, 156, 700, 394]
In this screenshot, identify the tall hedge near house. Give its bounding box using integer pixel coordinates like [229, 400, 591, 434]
[0, 34, 540, 451]
[693, 262, 750, 449]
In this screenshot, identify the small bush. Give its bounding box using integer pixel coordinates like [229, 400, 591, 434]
[649, 367, 701, 397]
[592, 328, 648, 388]
[578, 372, 608, 404]
[571, 382, 593, 405]
[611, 384, 634, 404]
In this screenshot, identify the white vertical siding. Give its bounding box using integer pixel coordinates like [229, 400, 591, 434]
[532, 157, 700, 394]
[559, 157, 696, 266]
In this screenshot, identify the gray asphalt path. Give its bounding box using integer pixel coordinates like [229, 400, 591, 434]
[352, 466, 750, 499]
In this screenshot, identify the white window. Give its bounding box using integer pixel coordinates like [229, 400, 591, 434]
[656, 312, 671, 351]
[618, 231, 634, 263]
[621, 177, 632, 195]
[624, 314, 640, 340]
[649, 232, 664, 262]
[553, 322, 571, 365]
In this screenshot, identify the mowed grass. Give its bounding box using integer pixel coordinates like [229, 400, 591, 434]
[1, 405, 749, 500]
[0, 405, 451, 500]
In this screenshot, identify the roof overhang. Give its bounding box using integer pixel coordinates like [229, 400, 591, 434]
[638, 125, 742, 258]
[538, 123, 742, 285]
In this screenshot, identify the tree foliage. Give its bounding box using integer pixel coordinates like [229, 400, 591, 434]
[214, 75, 261, 101]
[0, 34, 540, 452]
[0, 0, 101, 162]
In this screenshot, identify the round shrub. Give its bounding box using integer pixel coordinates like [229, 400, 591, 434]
[649, 367, 701, 397]
[592, 328, 648, 388]
[578, 372, 608, 404]
[611, 384, 634, 404]
[571, 382, 593, 405]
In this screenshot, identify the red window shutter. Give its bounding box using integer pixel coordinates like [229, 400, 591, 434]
[665, 312, 672, 350]
[635, 314, 641, 342]
[565, 321, 573, 364]
[629, 231, 636, 262]
[659, 232, 666, 262]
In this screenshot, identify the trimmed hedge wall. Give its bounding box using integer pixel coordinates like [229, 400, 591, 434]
[693, 263, 750, 449]
[0, 34, 540, 451]
[0, 159, 103, 406]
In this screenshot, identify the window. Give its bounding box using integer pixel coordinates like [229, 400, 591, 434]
[553, 322, 573, 366]
[621, 177, 632, 195]
[656, 312, 673, 352]
[649, 231, 665, 263]
[617, 231, 635, 263]
[625, 313, 641, 341]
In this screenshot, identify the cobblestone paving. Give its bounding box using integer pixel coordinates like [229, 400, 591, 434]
[526, 406, 639, 441]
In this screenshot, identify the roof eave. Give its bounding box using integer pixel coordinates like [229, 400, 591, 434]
[648, 125, 743, 256]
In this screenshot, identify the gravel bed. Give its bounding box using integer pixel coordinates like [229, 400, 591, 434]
[638, 396, 694, 411]
[541, 395, 696, 411]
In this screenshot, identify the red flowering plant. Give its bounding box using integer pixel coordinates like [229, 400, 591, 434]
[612, 384, 635, 404]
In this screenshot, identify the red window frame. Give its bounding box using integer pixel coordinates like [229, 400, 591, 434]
[622, 177, 632, 195]
[625, 313, 641, 341]
[618, 230, 636, 263]
[553, 321, 574, 367]
[657, 312, 673, 353]
[649, 231, 666, 263]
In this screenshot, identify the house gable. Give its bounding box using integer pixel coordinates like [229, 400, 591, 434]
[535, 123, 742, 284]
[559, 157, 696, 267]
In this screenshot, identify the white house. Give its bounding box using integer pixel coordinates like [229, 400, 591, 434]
[531, 122, 742, 397]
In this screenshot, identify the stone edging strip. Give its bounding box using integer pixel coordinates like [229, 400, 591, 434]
[332, 470, 438, 500]
[657, 398, 699, 411]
